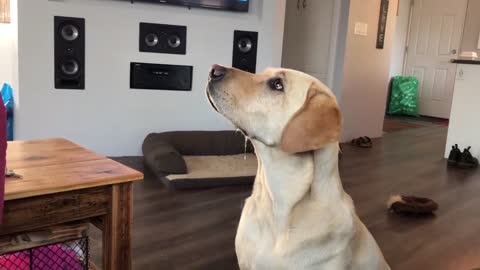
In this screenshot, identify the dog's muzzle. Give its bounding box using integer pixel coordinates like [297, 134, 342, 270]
[206, 64, 229, 112]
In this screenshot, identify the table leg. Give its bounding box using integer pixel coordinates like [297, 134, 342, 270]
[103, 183, 133, 270]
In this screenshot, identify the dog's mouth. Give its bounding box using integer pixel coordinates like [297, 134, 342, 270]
[235, 126, 249, 137]
[206, 83, 252, 140]
[206, 87, 219, 113]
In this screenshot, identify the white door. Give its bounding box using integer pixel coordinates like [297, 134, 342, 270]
[405, 0, 468, 118]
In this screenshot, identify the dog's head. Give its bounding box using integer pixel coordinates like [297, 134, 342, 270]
[206, 65, 341, 154]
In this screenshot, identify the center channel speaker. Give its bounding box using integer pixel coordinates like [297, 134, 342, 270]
[232, 30, 258, 73]
[54, 16, 85, 89]
[139, 23, 187, 54]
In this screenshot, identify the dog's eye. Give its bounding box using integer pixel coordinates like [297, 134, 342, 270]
[269, 78, 284, 91]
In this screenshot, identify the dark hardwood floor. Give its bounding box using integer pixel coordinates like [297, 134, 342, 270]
[383, 115, 449, 133]
[102, 126, 480, 270]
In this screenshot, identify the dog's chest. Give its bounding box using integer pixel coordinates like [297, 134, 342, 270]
[235, 218, 287, 270]
[236, 215, 332, 270]
[235, 199, 287, 269]
[235, 198, 356, 270]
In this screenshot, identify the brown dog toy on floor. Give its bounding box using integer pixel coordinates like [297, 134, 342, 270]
[387, 195, 438, 215]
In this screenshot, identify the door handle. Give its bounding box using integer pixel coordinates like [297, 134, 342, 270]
[451, 49, 458, 55]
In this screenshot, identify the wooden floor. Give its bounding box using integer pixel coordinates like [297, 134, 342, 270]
[383, 115, 449, 133]
[383, 118, 426, 133]
[102, 126, 480, 270]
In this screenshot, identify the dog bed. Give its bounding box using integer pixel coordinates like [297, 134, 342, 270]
[387, 195, 438, 215]
[142, 131, 256, 189]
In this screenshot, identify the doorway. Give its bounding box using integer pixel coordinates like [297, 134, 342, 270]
[384, 0, 469, 133]
[281, 0, 342, 92]
[404, 0, 468, 118]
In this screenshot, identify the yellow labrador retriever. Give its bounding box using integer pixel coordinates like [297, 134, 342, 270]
[206, 65, 390, 270]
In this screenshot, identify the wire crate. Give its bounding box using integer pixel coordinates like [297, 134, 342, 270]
[0, 222, 90, 270]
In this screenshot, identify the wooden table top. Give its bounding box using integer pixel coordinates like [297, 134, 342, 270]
[5, 138, 143, 201]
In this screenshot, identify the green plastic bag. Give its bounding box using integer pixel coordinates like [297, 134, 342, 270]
[387, 76, 419, 116]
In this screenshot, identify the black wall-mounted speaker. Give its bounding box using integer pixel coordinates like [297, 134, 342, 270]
[54, 16, 85, 89]
[130, 62, 193, 91]
[139, 23, 187, 54]
[232, 30, 258, 73]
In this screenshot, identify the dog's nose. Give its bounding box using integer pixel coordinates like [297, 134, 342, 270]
[210, 64, 227, 82]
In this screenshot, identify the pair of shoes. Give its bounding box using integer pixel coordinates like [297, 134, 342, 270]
[351, 136, 372, 148]
[448, 144, 479, 168]
[447, 144, 461, 166]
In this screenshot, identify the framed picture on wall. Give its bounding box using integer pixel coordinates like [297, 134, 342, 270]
[376, 0, 389, 49]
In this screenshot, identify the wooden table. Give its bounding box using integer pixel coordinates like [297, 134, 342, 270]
[0, 138, 143, 270]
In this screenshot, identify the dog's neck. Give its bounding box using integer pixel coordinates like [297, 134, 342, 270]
[251, 141, 346, 222]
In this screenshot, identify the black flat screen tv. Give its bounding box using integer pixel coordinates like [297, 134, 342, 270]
[131, 0, 249, 12]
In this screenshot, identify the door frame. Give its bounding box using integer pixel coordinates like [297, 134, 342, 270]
[327, 0, 343, 88]
[401, 0, 414, 75]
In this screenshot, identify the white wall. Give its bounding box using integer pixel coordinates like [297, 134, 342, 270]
[445, 64, 480, 158]
[0, 25, 14, 86]
[16, 0, 286, 156]
[389, 0, 411, 78]
[0, 0, 17, 93]
[339, 0, 398, 141]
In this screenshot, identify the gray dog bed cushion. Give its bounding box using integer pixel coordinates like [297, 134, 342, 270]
[143, 141, 187, 175]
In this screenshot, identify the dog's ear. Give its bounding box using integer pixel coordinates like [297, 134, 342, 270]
[280, 84, 341, 154]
